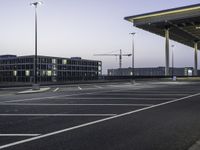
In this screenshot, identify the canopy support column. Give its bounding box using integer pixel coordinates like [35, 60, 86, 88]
[165, 28, 170, 76]
[194, 42, 198, 76]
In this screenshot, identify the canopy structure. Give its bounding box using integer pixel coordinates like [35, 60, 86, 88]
[124, 4, 200, 76]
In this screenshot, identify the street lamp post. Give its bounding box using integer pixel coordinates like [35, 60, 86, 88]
[171, 45, 175, 79]
[130, 32, 135, 80]
[31, 1, 42, 90]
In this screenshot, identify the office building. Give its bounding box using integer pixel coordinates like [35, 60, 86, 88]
[108, 67, 194, 76]
[0, 55, 102, 83]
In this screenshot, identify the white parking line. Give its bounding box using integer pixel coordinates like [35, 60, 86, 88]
[58, 97, 174, 100]
[94, 85, 103, 89]
[78, 86, 82, 90]
[0, 92, 199, 149]
[2, 88, 147, 103]
[0, 134, 40, 137]
[1, 97, 173, 104]
[0, 103, 153, 107]
[101, 93, 188, 96]
[53, 88, 59, 92]
[0, 114, 117, 117]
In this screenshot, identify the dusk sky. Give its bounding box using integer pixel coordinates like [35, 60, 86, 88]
[0, 0, 200, 74]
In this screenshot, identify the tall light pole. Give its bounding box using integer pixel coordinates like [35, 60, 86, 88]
[31, 1, 42, 89]
[130, 32, 135, 78]
[171, 45, 175, 77]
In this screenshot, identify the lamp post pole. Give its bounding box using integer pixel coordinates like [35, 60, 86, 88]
[171, 45, 175, 77]
[130, 32, 135, 79]
[31, 1, 42, 89]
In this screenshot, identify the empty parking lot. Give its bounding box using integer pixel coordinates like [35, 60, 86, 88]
[0, 81, 200, 150]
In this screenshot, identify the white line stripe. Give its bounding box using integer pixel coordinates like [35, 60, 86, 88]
[98, 93, 188, 96]
[3, 97, 174, 104]
[94, 85, 103, 89]
[0, 114, 116, 117]
[0, 134, 40, 137]
[3, 87, 146, 103]
[0, 103, 153, 106]
[58, 97, 174, 100]
[3, 89, 125, 103]
[53, 88, 59, 92]
[0, 92, 199, 149]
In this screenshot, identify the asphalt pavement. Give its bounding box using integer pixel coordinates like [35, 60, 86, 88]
[0, 81, 200, 150]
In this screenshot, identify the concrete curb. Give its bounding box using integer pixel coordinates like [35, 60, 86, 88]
[188, 140, 200, 150]
[17, 87, 50, 94]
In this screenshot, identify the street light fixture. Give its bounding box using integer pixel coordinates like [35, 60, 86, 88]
[30, 1, 43, 90]
[130, 32, 135, 79]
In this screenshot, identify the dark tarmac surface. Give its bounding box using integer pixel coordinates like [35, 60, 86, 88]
[0, 81, 200, 150]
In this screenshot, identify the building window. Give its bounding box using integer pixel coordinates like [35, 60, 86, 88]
[53, 65, 57, 70]
[25, 70, 30, 76]
[42, 70, 46, 76]
[52, 59, 57, 64]
[53, 71, 57, 76]
[62, 59, 67, 64]
[13, 70, 17, 76]
[47, 70, 52, 76]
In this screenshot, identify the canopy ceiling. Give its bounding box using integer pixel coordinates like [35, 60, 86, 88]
[124, 4, 200, 48]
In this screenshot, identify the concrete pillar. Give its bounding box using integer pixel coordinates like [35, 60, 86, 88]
[194, 42, 198, 76]
[165, 28, 170, 76]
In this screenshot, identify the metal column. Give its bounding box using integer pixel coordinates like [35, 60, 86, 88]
[194, 42, 198, 76]
[119, 49, 122, 69]
[165, 28, 170, 76]
[34, 5, 38, 84]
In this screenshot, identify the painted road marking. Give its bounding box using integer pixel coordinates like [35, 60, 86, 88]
[0, 114, 117, 117]
[2, 97, 174, 104]
[0, 103, 153, 106]
[0, 92, 199, 149]
[17, 88, 50, 94]
[96, 86, 103, 88]
[102, 93, 189, 96]
[78, 86, 82, 90]
[58, 97, 174, 100]
[53, 88, 59, 92]
[0, 134, 40, 137]
[3, 87, 146, 103]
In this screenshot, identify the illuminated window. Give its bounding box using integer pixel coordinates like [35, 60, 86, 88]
[25, 70, 30, 76]
[62, 59, 67, 64]
[188, 69, 193, 76]
[13, 70, 17, 76]
[52, 59, 57, 64]
[47, 70, 52, 76]
[53, 71, 57, 76]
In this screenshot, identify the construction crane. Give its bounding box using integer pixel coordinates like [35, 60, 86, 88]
[94, 49, 132, 69]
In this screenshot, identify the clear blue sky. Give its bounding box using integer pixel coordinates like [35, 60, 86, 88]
[0, 0, 200, 74]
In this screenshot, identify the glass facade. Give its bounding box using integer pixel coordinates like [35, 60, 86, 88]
[0, 55, 102, 83]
